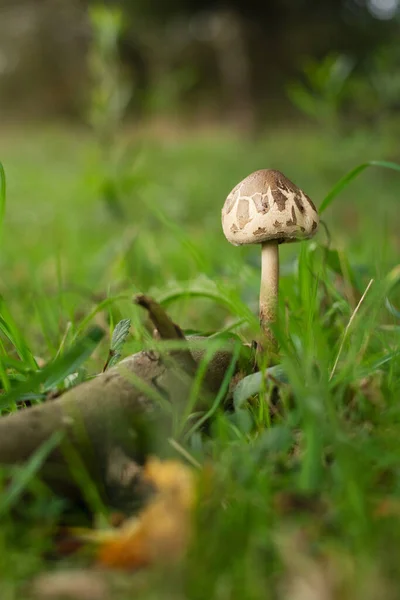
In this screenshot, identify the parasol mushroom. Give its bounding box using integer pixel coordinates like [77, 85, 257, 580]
[221, 169, 319, 354]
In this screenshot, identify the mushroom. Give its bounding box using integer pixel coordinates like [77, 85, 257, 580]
[221, 169, 319, 353]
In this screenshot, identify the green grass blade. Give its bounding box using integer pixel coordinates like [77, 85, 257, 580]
[157, 287, 255, 324]
[0, 161, 5, 236]
[0, 326, 105, 409]
[73, 294, 129, 338]
[385, 297, 400, 320]
[0, 297, 37, 369]
[183, 341, 241, 442]
[233, 365, 288, 409]
[43, 326, 105, 389]
[0, 431, 64, 516]
[320, 160, 400, 214]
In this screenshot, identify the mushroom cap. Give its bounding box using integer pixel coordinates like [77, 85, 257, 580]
[221, 169, 319, 246]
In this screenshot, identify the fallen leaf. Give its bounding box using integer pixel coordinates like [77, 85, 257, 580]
[73, 457, 196, 570]
[99, 457, 195, 569]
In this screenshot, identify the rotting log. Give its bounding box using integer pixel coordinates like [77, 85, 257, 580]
[0, 340, 236, 509]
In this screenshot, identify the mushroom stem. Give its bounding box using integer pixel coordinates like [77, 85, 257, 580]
[259, 240, 279, 353]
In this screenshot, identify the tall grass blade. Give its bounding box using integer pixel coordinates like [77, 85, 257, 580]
[329, 278, 374, 380]
[0, 161, 6, 237]
[0, 297, 37, 369]
[320, 160, 400, 214]
[0, 326, 105, 409]
[183, 341, 241, 442]
[0, 431, 64, 516]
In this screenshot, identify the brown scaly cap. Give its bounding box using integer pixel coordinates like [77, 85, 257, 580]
[221, 169, 319, 246]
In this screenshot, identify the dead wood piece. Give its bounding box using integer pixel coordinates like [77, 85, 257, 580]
[0, 338, 237, 508]
[134, 294, 198, 377]
[134, 294, 186, 341]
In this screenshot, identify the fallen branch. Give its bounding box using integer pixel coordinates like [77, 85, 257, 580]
[134, 293, 199, 376]
[0, 337, 237, 510]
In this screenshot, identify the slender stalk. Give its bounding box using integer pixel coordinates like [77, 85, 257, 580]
[259, 241, 279, 356]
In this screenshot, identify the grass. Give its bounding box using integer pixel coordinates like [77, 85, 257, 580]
[1, 121, 400, 598]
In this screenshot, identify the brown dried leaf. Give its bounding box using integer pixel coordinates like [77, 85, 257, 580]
[73, 458, 196, 571]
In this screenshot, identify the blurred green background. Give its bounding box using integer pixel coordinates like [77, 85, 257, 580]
[0, 0, 399, 357]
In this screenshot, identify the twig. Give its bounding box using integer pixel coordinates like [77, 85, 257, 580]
[102, 349, 117, 373]
[329, 278, 374, 381]
[134, 295, 185, 340]
[134, 294, 198, 376]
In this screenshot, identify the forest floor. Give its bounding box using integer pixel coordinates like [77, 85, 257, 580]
[1, 122, 400, 599]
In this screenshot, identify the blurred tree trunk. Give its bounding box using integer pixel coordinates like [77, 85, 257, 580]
[208, 9, 255, 132]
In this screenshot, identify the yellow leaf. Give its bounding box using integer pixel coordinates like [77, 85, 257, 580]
[93, 457, 196, 570]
